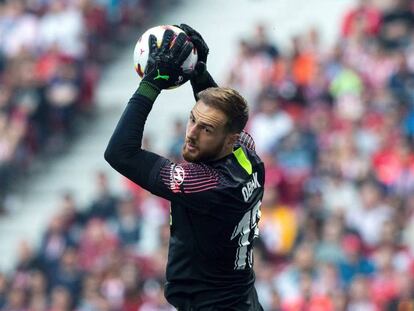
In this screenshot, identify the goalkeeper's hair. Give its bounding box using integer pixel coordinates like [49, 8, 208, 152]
[197, 87, 248, 134]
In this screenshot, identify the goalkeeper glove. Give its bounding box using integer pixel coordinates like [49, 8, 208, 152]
[142, 29, 194, 91]
[175, 24, 218, 99]
[177, 23, 209, 64]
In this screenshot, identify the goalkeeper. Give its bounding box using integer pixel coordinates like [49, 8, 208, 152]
[105, 25, 264, 311]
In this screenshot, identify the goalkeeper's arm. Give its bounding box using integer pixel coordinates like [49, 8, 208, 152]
[105, 29, 193, 191]
[104, 82, 164, 192]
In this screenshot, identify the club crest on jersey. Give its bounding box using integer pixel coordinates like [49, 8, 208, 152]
[172, 165, 185, 186]
[242, 172, 261, 202]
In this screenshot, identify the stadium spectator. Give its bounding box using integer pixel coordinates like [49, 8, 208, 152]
[112, 194, 142, 248]
[87, 171, 118, 221]
[226, 39, 272, 106]
[249, 88, 293, 156]
[389, 52, 414, 107]
[347, 276, 377, 310]
[250, 23, 280, 60]
[337, 234, 376, 288]
[379, 0, 414, 50]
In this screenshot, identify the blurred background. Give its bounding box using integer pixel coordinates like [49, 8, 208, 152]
[1, 0, 414, 310]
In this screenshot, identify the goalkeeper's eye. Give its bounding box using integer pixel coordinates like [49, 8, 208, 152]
[189, 115, 195, 123]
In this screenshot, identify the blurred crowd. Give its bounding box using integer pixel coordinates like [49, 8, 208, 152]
[0, 171, 174, 311]
[0, 0, 152, 211]
[2, 0, 414, 310]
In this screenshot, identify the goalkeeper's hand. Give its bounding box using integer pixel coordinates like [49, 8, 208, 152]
[175, 24, 218, 99]
[142, 29, 194, 90]
[177, 24, 209, 64]
[176, 24, 210, 79]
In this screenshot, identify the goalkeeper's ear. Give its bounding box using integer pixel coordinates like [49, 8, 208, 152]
[225, 132, 240, 149]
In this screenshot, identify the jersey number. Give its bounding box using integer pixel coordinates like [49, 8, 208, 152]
[230, 200, 261, 270]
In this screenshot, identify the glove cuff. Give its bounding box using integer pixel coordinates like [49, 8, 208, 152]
[137, 81, 161, 102]
[192, 71, 210, 85]
[190, 64, 218, 100]
[190, 62, 208, 83]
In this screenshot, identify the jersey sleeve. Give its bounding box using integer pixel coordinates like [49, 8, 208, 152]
[147, 159, 222, 208]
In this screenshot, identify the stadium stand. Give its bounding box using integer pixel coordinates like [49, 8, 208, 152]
[0, 0, 153, 213]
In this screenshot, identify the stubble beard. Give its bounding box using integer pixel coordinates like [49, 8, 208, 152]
[181, 140, 224, 163]
[182, 144, 198, 162]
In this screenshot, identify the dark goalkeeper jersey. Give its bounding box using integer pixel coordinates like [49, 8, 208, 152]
[105, 88, 265, 310]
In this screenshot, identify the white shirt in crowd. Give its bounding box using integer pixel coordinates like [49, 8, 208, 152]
[38, 5, 85, 58]
[250, 110, 293, 156]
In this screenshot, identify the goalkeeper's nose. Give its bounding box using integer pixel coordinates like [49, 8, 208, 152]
[186, 123, 199, 140]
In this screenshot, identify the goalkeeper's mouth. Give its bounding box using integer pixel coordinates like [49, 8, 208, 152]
[185, 141, 198, 152]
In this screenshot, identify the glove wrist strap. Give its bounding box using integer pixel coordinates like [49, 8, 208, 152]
[137, 81, 161, 102]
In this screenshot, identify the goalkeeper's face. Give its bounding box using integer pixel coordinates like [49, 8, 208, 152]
[183, 101, 234, 163]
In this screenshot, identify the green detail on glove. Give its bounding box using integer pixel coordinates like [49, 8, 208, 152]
[154, 69, 170, 81]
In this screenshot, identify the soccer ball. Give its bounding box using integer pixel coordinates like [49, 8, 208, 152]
[133, 25, 198, 88]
